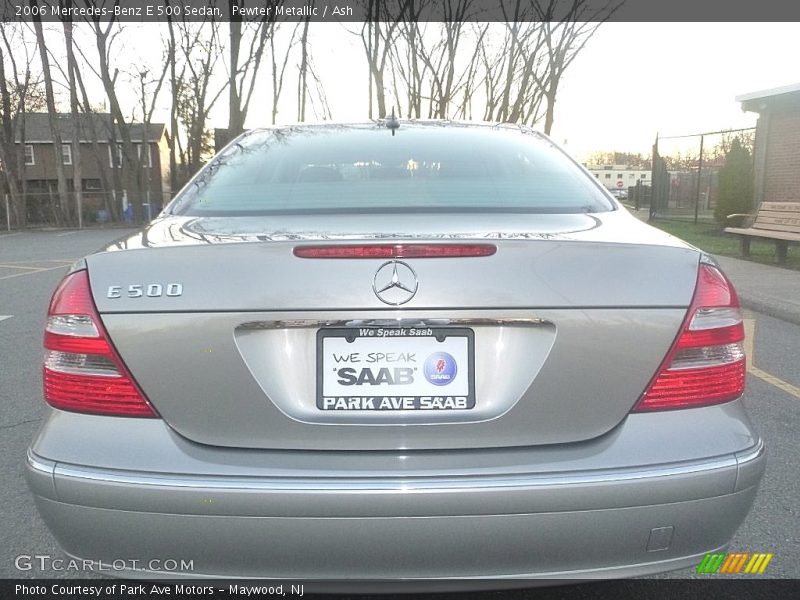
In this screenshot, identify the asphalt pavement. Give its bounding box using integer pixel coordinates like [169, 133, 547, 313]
[1, 228, 136, 583]
[0, 228, 798, 591]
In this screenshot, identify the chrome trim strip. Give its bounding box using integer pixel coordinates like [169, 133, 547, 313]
[732, 440, 766, 492]
[25, 450, 58, 499]
[26, 449, 57, 476]
[735, 439, 765, 465]
[238, 317, 551, 330]
[50, 454, 738, 493]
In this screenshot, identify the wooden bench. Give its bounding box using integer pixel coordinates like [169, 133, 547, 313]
[724, 202, 800, 263]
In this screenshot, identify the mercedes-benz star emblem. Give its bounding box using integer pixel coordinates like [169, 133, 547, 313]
[372, 261, 419, 305]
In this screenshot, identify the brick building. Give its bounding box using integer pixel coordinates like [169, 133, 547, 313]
[737, 83, 800, 205]
[12, 113, 171, 221]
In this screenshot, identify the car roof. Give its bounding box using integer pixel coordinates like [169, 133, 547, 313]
[244, 120, 549, 140]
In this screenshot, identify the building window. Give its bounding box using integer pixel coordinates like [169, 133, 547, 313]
[594, 174, 600, 178]
[61, 144, 72, 165]
[629, 173, 635, 179]
[24, 144, 35, 166]
[137, 143, 153, 168]
[83, 179, 102, 191]
[616, 173, 623, 179]
[108, 144, 123, 168]
[604, 173, 611, 179]
[641, 174, 647, 179]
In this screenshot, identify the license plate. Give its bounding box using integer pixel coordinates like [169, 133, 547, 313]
[317, 327, 475, 411]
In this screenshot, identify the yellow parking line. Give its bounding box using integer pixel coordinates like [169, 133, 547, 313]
[744, 318, 800, 400]
[0, 264, 44, 271]
[0, 265, 69, 280]
[750, 367, 800, 399]
[0, 258, 77, 264]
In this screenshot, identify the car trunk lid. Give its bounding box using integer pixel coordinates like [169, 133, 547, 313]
[87, 213, 699, 450]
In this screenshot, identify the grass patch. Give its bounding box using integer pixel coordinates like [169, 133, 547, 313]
[649, 218, 800, 271]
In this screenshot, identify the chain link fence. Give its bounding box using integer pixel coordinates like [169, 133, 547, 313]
[649, 128, 755, 223]
[1, 189, 173, 230]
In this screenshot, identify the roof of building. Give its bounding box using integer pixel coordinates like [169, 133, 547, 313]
[737, 83, 800, 113]
[16, 113, 167, 144]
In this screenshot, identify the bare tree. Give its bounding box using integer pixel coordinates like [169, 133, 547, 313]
[228, 1, 244, 133]
[304, 51, 333, 121]
[270, 23, 299, 124]
[428, 2, 475, 118]
[479, 2, 549, 124]
[296, 7, 312, 121]
[387, 2, 428, 118]
[452, 23, 490, 119]
[0, 39, 23, 226]
[63, 14, 84, 227]
[288, 13, 332, 123]
[174, 19, 225, 174]
[392, 1, 482, 119]
[530, 0, 622, 133]
[165, 0, 183, 193]
[471, 1, 620, 131]
[477, 26, 507, 120]
[83, 2, 147, 222]
[68, 57, 122, 222]
[358, 0, 408, 119]
[32, 9, 72, 225]
[228, 1, 277, 135]
[0, 24, 44, 228]
[133, 58, 169, 216]
[370, 0, 610, 129]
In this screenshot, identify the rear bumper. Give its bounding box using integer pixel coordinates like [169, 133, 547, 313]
[26, 418, 765, 581]
[30, 491, 756, 583]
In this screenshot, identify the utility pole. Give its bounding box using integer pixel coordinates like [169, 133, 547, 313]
[694, 135, 705, 225]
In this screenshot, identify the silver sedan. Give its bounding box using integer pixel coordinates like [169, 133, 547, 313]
[26, 122, 764, 583]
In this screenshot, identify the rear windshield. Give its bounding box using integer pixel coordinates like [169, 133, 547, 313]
[169, 125, 615, 216]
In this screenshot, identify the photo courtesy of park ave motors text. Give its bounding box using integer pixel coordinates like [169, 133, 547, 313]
[1, 0, 799, 592]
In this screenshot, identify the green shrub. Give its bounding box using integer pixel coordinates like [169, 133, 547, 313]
[714, 137, 754, 225]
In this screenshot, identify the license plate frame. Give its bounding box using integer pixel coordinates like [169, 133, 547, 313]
[316, 327, 475, 411]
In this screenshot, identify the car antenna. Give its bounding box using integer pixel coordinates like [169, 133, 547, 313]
[386, 108, 400, 136]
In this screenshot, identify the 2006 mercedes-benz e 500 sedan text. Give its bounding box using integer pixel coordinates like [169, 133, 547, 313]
[26, 122, 764, 582]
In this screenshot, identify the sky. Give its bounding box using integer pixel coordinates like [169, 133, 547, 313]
[302, 22, 800, 161]
[46, 21, 800, 163]
[549, 22, 800, 160]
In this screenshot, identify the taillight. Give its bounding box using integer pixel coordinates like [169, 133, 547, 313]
[293, 244, 497, 259]
[634, 262, 745, 411]
[43, 270, 158, 417]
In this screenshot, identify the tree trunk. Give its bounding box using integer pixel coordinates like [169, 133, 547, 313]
[63, 19, 84, 228]
[32, 15, 72, 225]
[228, 13, 244, 135]
[497, 14, 520, 121]
[73, 66, 120, 222]
[544, 88, 556, 135]
[297, 17, 310, 122]
[166, 10, 179, 194]
[93, 22, 144, 223]
[0, 43, 25, 228]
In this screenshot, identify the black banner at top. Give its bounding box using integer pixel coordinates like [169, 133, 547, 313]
[2, 0, 800, 23]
